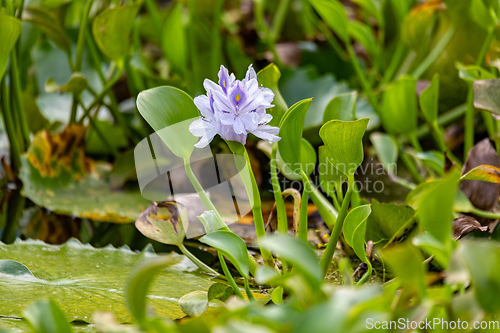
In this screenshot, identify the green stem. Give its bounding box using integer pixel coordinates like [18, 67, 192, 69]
[464, 84, 475, 158]
[408, 131, 422, 152]
[1, 78, 22, 172]
[85, 30, 106, 83]
[9, 47, 29, 148]
[244, 279, 255, 301]
[399, 145, 424, 183]
[299, 172, 310, 243]
[242, 147, 273, 265]
[411, 26, 455, 79]
[271, 144, 287, 234]
[471, 207, 500, 220]
[218, 253, 244, 299]
[178, 243, 220, 276]
[270, 0, 291, 42]
[476, 26, 495, 67]
[75, 0, 94, 71]
[380, 41, 406, 86]
[346, 41, 380, 116]
[309, 181, 338, 229]
[320, 175, 354, 276]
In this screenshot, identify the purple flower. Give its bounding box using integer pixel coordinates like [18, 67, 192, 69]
[189, 65, 280, 148]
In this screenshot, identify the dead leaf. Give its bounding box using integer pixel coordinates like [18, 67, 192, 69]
[452, 216, 489, 240]
[460, 139, 500, 212]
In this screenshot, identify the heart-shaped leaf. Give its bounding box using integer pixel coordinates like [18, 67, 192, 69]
[278, 99, 312, 172]
[136, 86, 200, 159]
[92, 4, 140, 60]
[199, 230, 249, 279]
[365, 201, 415, 245]
[207, 283, 234, 302]
[0, 11, 21, 81]
[135, 203, 187, 246]
[178, 291, 208, 317]
[343, 204, 372, 264]
[319, 118, 369, 177]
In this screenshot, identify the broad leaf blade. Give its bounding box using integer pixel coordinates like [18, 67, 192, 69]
[257, 64, 288, 126]
[343, 204, 372, 264]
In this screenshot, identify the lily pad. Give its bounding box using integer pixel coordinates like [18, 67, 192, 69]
[0, 238, 215, 322]
[19, 127, 149, 223]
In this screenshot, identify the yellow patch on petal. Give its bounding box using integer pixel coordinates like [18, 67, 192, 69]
[235, 93, 241, 102]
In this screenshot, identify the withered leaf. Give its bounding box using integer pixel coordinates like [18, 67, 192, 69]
[460, 139, 500, 212]
[452, 216, 489, 240]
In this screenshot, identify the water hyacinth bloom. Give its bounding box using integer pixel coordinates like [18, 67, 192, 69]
[189, 65, 281, 148]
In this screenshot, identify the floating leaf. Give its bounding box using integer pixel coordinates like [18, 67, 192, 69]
[136, 86, 200, 159]
[257, 64, 288, 127]
[474, 79, 500, 114]
[179, 291, 209, 317]
[460, 164, 500, 183]
[343, 205, 372, 264]
[20, 127, 149, 223]
[369, 132, 398, 174]
[0, 11, 21, 80]
[92, 4, 139, 61]
[278, 99, 312, 172]
[260, 235, 322, 288]
[207, 283, 234, 302]
[23, 7, 71, 54]
[199, 230, 249, 279]
[0, 239, 216, 321]
[319, 118, 369, 177]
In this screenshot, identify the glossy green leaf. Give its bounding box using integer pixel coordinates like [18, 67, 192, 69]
[207, 283, 234, 302]
[23, 7, 71, 55]
[380, 76, 417, 135]
[414, 151, 445, 176]
[460, 164, 500, 183]
[92, 4, 140, 60]
[0, 11, 21, 81]
[458, 240, 500, 314]
[271, 286, 284, 305]
[257, 64, 288, 126]
[474, 79, 500, 114]
[343, 204, 372, 264]
[319, 118, 369, 177]
[369, 132, 398, 174]
[179, 291, 209, 317]
[126, 255, 180, 326]
[260, 235, 322, 288]
[135, 203, 187, 246]
[419, 74, 439, 123]
[197, 210, 227, 234]
[277, 138, 317, 180]
[162, 4, 187, 74]
[23, 300, 72, 333]
[471, 0, 496, 30]
[318, 145, 345, 196]
[348, 21, 378, 58]
[45, 72, 87, 95]
[0, 239, 216, 321]
[0, 260, 33, 276]
[199, 230, 249, 279]
[381, 243, 426, 299]
[365, 201, 416, 245]
[407, 169, 459, 247]
[136, 86, 200, 158]
[278, 99, 312, 171]
[308, 0, 349, 41]
[323, 92, 357, 123]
